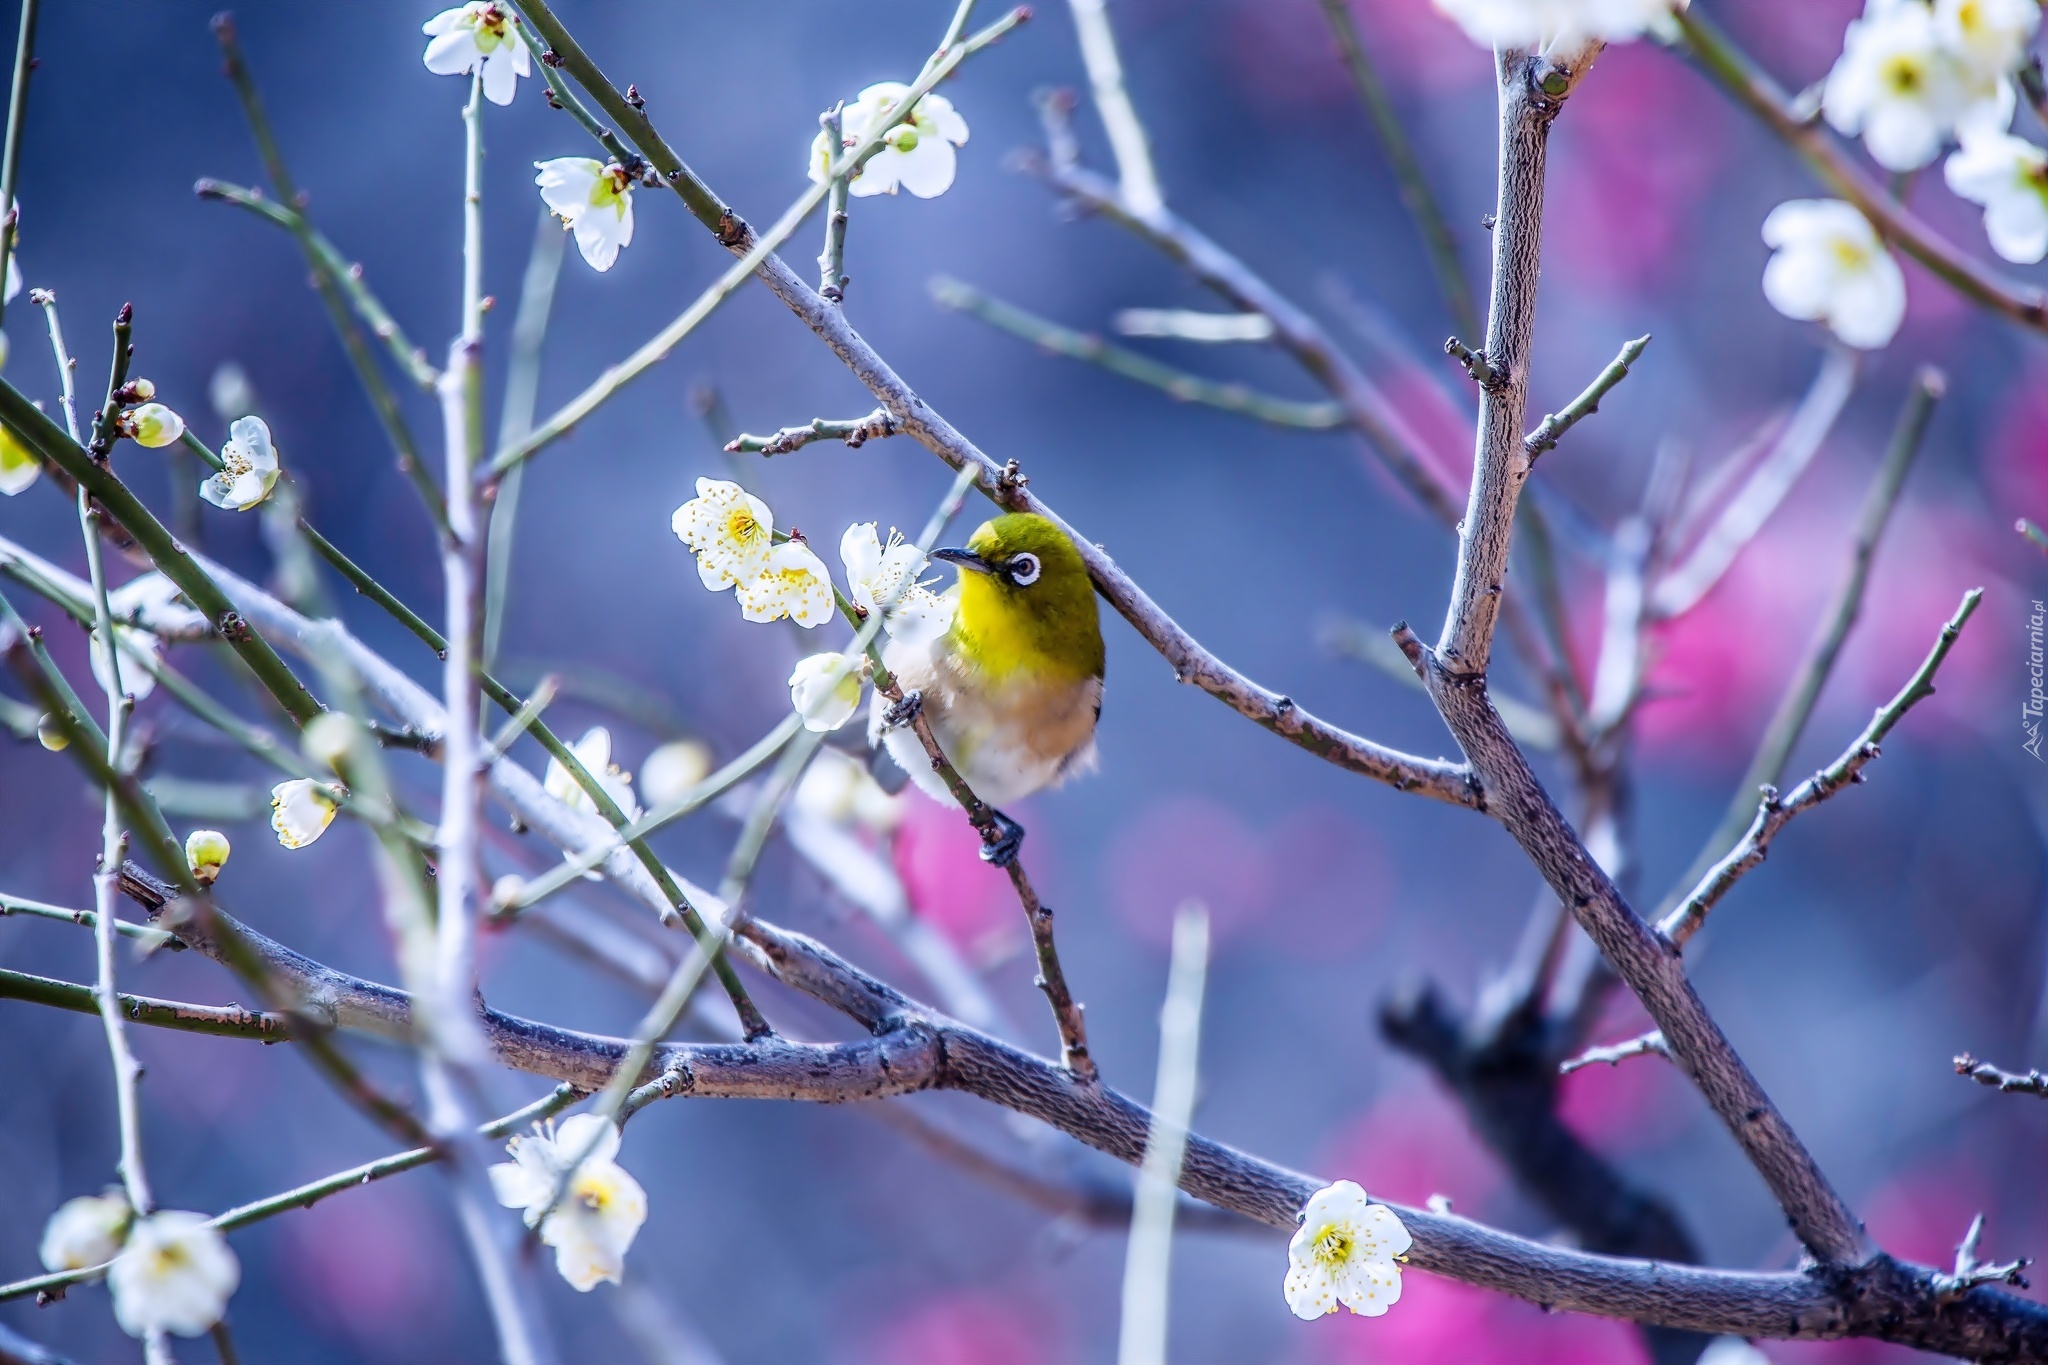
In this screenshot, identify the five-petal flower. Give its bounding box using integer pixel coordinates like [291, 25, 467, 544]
[422, 3, 531, 106]
[535, 158, 636, 271]
[1760, 198, 1907, 349]
[201, 416, 280, 512]
[672, 478, 777, 590]
[1284, 1180, 1410, 1321]
[106, 1211, 240, 1339]
[810, 82, 971, 199]
[1824, 0, 1983, 172]
[489, 1114, 648, 1291]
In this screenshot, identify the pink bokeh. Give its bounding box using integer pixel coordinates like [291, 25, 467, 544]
[278, 1184, 455, 1357]
[853, 1288, 1059, 1365]
[1312, 1269, 1651, 1365]
[1106, 797, 1388, 952]
[893, 793, 1027, 964]
[1556, 1000, 1698, 1152]
[1318, 1082, 1504, 1214]
[1989, 358, 2048, 521]
[1549, 43, 1725, 293]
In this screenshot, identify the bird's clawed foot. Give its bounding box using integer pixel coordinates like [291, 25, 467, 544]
[883, 690, 923, 729]
[979, 809, 1025, 868]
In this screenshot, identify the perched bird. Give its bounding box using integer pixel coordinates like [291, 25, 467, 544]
[870, 512, 1104, 865]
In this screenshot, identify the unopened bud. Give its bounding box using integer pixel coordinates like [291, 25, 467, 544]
[122, 403, 186, 449]
[184, 829, 231, 885]
[35, 713, 67, 750]
[489, 874, 528, 914]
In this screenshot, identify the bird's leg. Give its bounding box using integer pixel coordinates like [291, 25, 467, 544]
[883, 689, 924, 728]
[980, 809, 1025, 868]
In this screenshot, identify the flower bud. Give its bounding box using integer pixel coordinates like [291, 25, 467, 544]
[489, 874, 527, 914]
[184, 830, 230, 886]
[123, 403, 186, 449]
[35, 712, 68, 750]
[639, 739, 712, 808]
[39, 1192, 131, 1272]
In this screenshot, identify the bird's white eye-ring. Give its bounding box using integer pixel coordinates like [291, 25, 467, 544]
[1008, 552, 1041, 586]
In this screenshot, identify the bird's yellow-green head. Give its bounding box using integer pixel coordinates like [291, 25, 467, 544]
[932, 513, 1104, 683]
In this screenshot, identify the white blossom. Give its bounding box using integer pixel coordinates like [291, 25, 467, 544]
[1945, 126, 2048, 261]
[422, 3, 531, 106]
[840, 522, 952, 648]
[122, 403, 185, 449]
[106, 1211, 239, 1339]
[810, 82, 971, 200]
[109, 572, 208, 638]
[544, 725, 640, 819]
[1824, 1, 1978, 171]
[790, 652, 867, 732]
[535, 157, 635, 271]
[0, 425, 36, 496]
[1698, 1339, 1775, 1365]
[38, 1192, 130, 1272]
[735, 540, 835, 628]
[90, 623, 161, 703]
[672, 478, 777, 591]
[792, 744, 901, 834]
[200, 415, 279, 512]
[1284, 1180, 1410, 1321]
[185, 829, 231, 885]
[640, 738, 713, 808]
[1429, 0, 1688, 49]
[1937, 0, 2039, 93]
[1760, 199, 1906, 349]
[489, 1114, 647, 1291]
[270, 779, 339, 850]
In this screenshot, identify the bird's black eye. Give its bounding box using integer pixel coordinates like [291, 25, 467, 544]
[1008, 552, 1041, 586]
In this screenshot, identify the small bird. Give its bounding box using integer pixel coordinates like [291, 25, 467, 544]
[870, 512, 1104, 866]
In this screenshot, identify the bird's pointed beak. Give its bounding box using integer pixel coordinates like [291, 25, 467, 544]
[930, 547, 996, 575]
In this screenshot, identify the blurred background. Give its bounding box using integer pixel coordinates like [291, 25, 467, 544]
[0, 0, 2044, 1360]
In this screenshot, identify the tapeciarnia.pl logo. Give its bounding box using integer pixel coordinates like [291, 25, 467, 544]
[2027, 599, 2045, 761]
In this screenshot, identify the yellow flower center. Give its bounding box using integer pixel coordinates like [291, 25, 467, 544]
[1880, 54, 1925, 96]
[722, 505, 764, 548]
[1312, 1223, 1351, 1267]
[472, 5, 509, 49]
[145, 1243, 190, 1276]
[1830, 236, 1872, 270]
[575, 1173, 613, 1213]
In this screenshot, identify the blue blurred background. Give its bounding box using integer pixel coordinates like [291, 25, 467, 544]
[2, 1, 2046, 1360]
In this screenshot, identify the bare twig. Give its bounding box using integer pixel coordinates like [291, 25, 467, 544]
[0, 0, 41, 332]
[1660, 589, 1980, 947]
[1560, 1030, 1670, 1076]
[1065, 0, 1161, 215]
[725, 408, 900, 455]
[1661, 368, 1942, 919]
[1930, 1215, 2031, 1303]
[1954, 1053, 2048, 1099]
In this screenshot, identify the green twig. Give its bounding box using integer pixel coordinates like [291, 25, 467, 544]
[1523, 335, 1651, 462]
[0, 894, 178, 950]
[818, 104, 850, 302]
[194, 180, 436, 389]
[1313, 0, 1475, 341]
[0, 377, 322, 725]
[486, 208, 566, 671]
[208, 17, 447, 533]
[84, 303, 134, 461]
[0, 0, 36, 331]
[932, 277, 1348, 430]
[0, 1084, 580, 1305]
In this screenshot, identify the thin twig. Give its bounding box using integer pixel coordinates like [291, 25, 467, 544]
[1116, 905, 1208, 1365]
[208, 16, 446, 532]
[0, 0, 39, 331]
[1661, 368, 1941, 920]
[932, 276, 1348, 429]
[1559, 1030, 1670, 1076]
[1659, 589, 1982, 946]
[1954, 1053, 2048, 1099]
[1524, 335, 1651, 462]
[1065, 0, 1162, 215]
[1313, 0, 1474, 340]
[817, 103, 850, 302]
[725, 408, 900, 456]
[485, 207, 567, 672]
